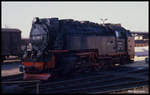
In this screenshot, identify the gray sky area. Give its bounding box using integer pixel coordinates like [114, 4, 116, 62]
[2, 2, 149, 38]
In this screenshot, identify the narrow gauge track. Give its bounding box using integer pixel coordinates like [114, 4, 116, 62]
[2, 60, 21, 65]
[38, 67, 148, 93]
[43, 79, 148, 93]
[91, 80, 148, 94]
[81, 80, 148, 94]
[1, 66, 148, 93]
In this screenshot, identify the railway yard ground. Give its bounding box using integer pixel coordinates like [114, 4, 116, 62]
[1, 46, 149, 94]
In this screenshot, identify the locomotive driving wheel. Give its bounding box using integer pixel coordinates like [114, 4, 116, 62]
[58, 56, 77, 76]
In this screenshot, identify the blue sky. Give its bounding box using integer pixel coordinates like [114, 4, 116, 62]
[2, 2, 149, 38]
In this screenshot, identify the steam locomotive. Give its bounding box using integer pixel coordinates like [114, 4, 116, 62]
[20, 17, 135, 80]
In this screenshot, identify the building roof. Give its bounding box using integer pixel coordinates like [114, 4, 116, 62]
[2, 28, 21, 33]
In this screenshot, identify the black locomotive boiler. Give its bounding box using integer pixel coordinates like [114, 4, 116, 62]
[20, 17, 135, 80]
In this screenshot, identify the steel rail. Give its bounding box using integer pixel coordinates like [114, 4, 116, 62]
[47, 79, 148, 93]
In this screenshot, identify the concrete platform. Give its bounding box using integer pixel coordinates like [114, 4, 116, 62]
[1, 62, 23, 77]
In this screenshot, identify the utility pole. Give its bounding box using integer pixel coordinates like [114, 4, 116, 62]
[4, 24, 9, 28]
[100, 18, 108, 25]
